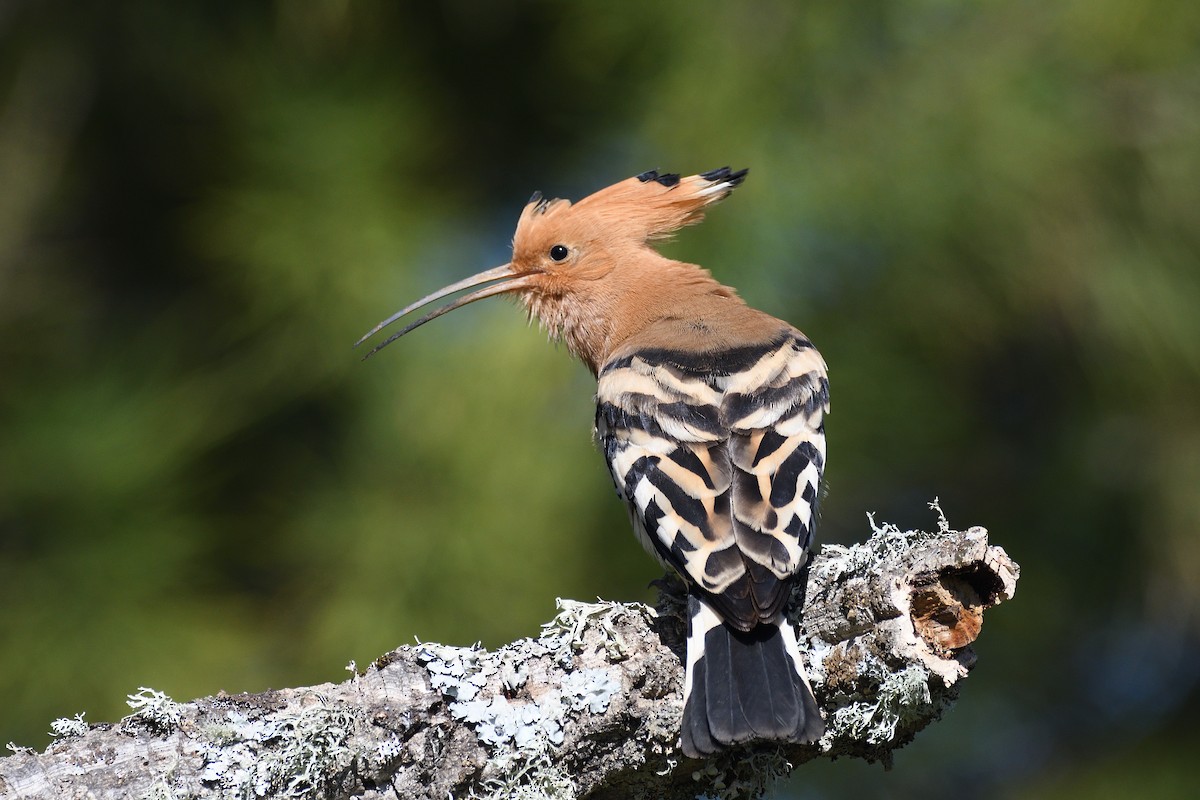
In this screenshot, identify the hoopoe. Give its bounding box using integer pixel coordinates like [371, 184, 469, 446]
[357, 167, 828, 757]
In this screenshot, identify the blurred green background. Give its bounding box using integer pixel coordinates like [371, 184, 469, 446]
[2, 1, 1198, 797]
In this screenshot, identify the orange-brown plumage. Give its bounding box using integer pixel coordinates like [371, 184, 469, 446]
[505, 168, 784, 374]
[359, 166, 828, 758]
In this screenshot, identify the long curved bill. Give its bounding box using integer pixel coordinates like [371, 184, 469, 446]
[354, 263, 539, 359]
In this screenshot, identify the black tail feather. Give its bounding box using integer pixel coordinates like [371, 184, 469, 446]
[732, 624, 803, 740]
[680, 594, 823, 758]
[682, 656, 718, 756]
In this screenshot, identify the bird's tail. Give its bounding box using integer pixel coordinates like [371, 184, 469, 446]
[680, 593, 824, 758]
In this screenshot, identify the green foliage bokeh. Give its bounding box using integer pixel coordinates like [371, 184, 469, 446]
[2, 2, 1198, 797]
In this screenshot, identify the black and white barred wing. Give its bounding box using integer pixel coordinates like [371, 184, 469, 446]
[595, 333, 829, 628]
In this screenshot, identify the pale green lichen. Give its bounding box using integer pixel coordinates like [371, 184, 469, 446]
[468, 751, 577, 800]
[197, 694, 358, 798]
[693, 749, 794, 800]
[813, 500, 951, 584]
[48, 712, 89, 738]
[139, 779, 186, 800]
[825, 664, 934, 745]
[123, 686, 185, 732]
[538, 598, 647, 666]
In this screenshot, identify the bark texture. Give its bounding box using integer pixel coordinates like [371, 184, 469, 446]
[0, 515, 1018, 800]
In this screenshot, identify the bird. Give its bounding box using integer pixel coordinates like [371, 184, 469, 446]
[356, 167, 828, 757]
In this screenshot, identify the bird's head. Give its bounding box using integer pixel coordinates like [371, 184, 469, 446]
[356, 167, 748, 371]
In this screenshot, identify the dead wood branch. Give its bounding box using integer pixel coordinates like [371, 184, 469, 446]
[0, 515, 1018, 800]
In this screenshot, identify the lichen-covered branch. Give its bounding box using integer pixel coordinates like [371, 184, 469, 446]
[0, 513, 1018, 800]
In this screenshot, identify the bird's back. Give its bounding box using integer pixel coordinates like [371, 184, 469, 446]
[596, 312, 828, 629]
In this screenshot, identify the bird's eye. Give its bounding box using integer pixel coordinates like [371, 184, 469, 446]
[549, 244, 570, 262]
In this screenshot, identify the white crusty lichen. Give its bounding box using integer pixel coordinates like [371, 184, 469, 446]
[416, 600, 634, 751]
[415, 599, 641, 799]
[418, 641, 498, 702]
[561, 667, 621, 714]
[447, 663, 618, 753]
[197, 694, 358, 798]
[420, 643, 621, 749]
[454, 694, 560, 748]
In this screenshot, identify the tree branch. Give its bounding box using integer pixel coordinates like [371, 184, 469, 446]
[1, 514, 1018, 800]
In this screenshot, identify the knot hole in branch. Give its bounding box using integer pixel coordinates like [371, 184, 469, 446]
[909, 563, 1007, 655]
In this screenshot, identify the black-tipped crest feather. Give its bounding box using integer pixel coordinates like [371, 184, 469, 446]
[699, 166, 749, 186]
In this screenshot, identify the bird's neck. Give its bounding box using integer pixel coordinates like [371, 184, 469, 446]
[525, 256, 751, 376]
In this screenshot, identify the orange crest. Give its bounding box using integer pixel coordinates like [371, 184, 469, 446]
[514, 167, 748, 251]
